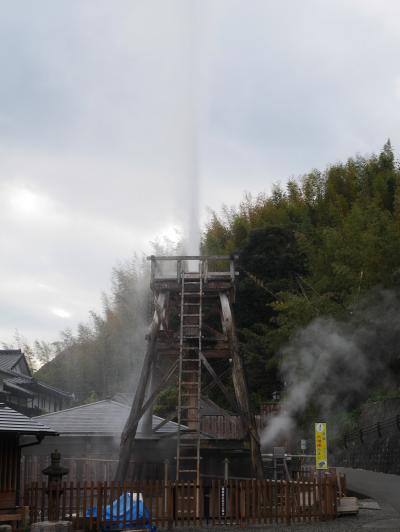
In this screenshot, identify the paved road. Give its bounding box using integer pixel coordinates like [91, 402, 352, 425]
[338, 467, 400, 514]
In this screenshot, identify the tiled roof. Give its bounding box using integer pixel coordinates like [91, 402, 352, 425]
[33, 380, 74, 398]
[200, 397, 234, 416]
[111, 392, 133, 406]
[0, 403, 58, 435]
[3, 380, 34, 397]
[35, 400, 184, 437]
[4, 375, 31, 384]
[0, 350, 23, 372]
[2, 374, 73, 399]
[0, 349, 70, 397]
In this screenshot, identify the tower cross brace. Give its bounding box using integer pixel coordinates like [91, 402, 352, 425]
[115, 255, 263, 482]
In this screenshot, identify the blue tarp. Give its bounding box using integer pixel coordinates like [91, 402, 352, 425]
[86, 493, 155, 531]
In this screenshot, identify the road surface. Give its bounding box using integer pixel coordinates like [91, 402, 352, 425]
[338, 467, 400, 514]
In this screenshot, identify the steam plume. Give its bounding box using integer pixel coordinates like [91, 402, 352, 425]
[180, 1, 201, 259]
[262, 289, 400, 447]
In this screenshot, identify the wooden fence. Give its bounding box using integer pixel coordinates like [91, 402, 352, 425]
[200, 413, 280, 440]
[24, 477, 337, 528]
[200, 416, 244, 439]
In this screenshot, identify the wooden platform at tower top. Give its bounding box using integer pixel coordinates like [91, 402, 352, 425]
[115, 256, 263, 484]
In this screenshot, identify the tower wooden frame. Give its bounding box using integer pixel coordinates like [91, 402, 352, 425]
[115, 256, 263, 483]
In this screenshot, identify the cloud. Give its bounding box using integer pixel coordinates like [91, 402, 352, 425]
[51, 308, 72, 319]
[1, 0, 400, 342]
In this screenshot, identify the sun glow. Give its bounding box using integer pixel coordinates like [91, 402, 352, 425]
[158, 225, 181, 244]
[51, 308, 72, 319]
[9, 188, 41, 215]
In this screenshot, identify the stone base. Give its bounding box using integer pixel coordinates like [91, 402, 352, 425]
[31, 521, 72, 532]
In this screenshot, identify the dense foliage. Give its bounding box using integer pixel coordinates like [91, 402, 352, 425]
[35, 141, 400, 412]
[35, 258, 149, 401]
[203, 141, 400, 407]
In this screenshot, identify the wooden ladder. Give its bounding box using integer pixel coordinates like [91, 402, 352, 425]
[176, 267, 203, 485]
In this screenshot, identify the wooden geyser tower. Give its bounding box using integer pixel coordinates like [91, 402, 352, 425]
[116, 256, 263, 483]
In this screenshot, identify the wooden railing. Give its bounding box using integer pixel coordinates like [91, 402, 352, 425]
[148, 255, 236, 284]
[200, 413, 279, 440]
[200, 415, 244, 439]
[24, 477, 338, 528]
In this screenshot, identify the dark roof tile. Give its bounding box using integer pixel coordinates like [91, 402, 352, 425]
[0, 403, 58, 435]
[0, 350, 23, 372]
[35, 400, 184, 437]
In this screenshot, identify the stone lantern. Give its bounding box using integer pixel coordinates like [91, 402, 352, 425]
[42, 449, 69, 522]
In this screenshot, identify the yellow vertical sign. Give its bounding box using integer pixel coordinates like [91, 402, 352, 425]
[315, 422, 328, 470]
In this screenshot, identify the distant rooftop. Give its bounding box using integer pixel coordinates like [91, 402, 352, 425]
[0, 403, 58, 435]
[35, 399, 185, 438]
[0, 349, 25, 372]
[0, 349, 73, 399]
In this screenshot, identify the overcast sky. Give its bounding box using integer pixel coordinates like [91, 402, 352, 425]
[1, 0, 400, 345]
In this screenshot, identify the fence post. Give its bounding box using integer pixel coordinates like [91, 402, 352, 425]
[341, 473, 347, 496]
[167, 481, 173, 530]
[96, 482, 103, 531]
[330, 475, 335, 519]
[322, 474, 330, 521]
[285, 481, 290, 525]
[329, 475, 334, 519]
[210, 479, 215, 526]
[239, 481, 245, 527]
[163, 461, 169, 515]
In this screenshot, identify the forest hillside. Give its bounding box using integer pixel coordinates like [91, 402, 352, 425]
[35, 142, 400, 428]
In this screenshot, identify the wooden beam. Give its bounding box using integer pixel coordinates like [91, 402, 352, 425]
[158, 428, 219, 441]
[157, 349, 230, 359]
[152, 410, 177, 433]
[141, 359, 157, 435]
[198, 350, 231, 358]
[202, 323, 227, 341]
[139, 360, 178, 418]
[219, 292, 264, 480]
[158, 340, 230, 349]
[202, 367, 231, 393]
[158, 429, 190, 439]
[115, 293, 167, 482]
[200, 353, 237, 412]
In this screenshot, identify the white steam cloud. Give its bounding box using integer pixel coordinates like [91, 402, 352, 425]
[181, 1, 201, 259]
[262, 289, 400, 447]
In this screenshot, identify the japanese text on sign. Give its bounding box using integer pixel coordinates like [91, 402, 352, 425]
[315, 422, 328, 470]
